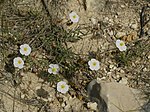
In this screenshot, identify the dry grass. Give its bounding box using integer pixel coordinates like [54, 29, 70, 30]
[0, 0, 150, 111]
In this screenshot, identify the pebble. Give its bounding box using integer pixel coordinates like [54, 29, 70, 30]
[90, 17, 97, 25]
[97, 77, 106, 83]
[63, 96, 68, 101]
[143, 67, 147, 72]
[104, 17, 109, 22]
[119, 77, 128, 85]
[48, 97, 52, 102]
[64, 104, 71, 111]
[108, 19, 114, 25]
[109, 65, 114, 69]
[97, 77, 101, 83]
[146, 83, 149, 87]
[120, 69, 125, 73]
[121, 5, 125, 8]
[35, 86, 41, 90]
[107, 72, 112, 75]
[43, 98, 48, 102]
[147, 29, 150, 35]
[116, 32, 126, 38]
[115, 14, 118, 18]
[21, 94, 25, 99]
[108, 30, 114, 36]
[130, 23, 138, 29]
[61, 103, 66, 107]
[87, 102, 98, 111]
[116, 75, 120, 78]
[113, 66, 117, 70]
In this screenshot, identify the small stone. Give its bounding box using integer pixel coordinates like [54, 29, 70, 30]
[119, 77, 128, 85]
[116, 75, 120, 78]
[48, 97, 52, 101]
[87, 102, 98, 111]
[146, 83, 149, 87]
[52, 84, 55, 88]
[90, 17, 97, 25]
[97, 77, 101, 83]
[121, 5, 125, 8]
[107, 72, 112, 75]
[108, 19, 114, 25]
[120, 69, 125, 73]
[21, 94, 25, 99]
[116, 32, 126, 38]
[147, 29, 150, 35]
[97, 77, 106, 83]
[43, 98, 48, 102]
[108, 30, 114, 36]
[63, 96, 68, 101]
[61, 103, 66, 107]
[115, 15, 118, 18]
[69, 96, 73, 100]
[104, 17, 109, 21]
[143, 67, 147, 72]
[148, 55, 150, 59]
[20, 72, 25, 76]
[35, 86, 41, 90]
[130, 23, 138, 29]
[64, 104, 71, 111]
[109, 65, 114, 69]
[113, 66, 117, 70]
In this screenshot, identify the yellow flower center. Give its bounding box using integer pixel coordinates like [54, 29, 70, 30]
[52, 68, 57, 72]
[93, 62, 97, 66]
[24, 47, 28, 51]
[18, 60, 22, 64]
[61, 85, 65, 89]
[73, 15, 76, 19]
[120, 42, 124, 46]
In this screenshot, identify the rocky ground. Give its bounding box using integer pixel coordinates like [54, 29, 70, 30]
[0, 0, 150, 112]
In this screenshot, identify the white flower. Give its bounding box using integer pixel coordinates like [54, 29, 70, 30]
[57, 81, 69, 94]
[116, 39, 127, 51]
[69, 11, 79, 23]
[20, 44, 31, 56]
[88, 59, 100, 71]
[48, 64, 59, 74]
[13, 57, 24, 69]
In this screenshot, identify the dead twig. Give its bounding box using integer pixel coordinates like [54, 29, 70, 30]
[139, 5, 150, 38]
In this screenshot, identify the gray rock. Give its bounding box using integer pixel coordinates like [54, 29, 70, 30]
[140, 101, 150, 112]
[87, 79, 108, 112]
[87, 79, 146, 112]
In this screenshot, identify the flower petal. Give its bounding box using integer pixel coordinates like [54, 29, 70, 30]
[119, 46, 127, 51]
[48, 68, 52, 74]
[49, 64, 54, 68]
[116, 39, 121, 48]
